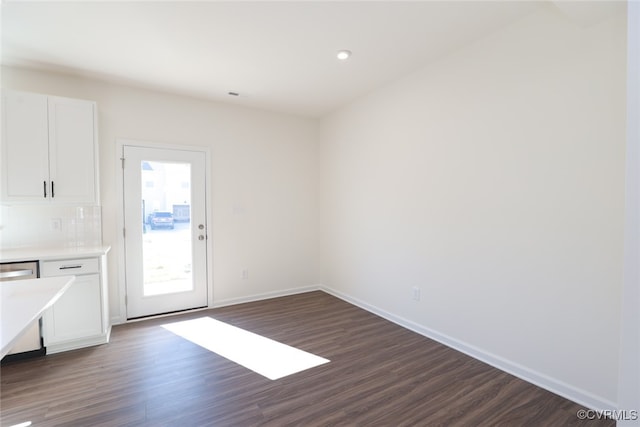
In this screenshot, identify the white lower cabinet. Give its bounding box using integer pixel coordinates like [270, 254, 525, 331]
[41, 256, 110, 353]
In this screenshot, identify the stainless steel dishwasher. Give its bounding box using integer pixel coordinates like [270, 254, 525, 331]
[0, 261, 46, 361]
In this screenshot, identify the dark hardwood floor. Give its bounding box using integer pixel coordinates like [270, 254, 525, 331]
[1, 291, 613, 426]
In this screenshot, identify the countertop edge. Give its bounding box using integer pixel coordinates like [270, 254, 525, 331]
[1, 275, 76, 358]
[0, 246, 111, 263]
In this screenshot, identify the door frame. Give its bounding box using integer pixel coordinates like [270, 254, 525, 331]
[115, 138, 213, 324]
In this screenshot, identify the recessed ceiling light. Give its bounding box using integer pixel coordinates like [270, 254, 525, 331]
[337, 50, 352, 61]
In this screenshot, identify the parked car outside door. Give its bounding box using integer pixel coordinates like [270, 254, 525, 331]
[147, 211, 174, 229]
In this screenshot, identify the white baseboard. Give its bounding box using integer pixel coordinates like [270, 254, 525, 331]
[319, 285, 617, 413]
[212, 285, 321, 309]
[111, 315, 125, 326]
[109, 283, 616, 412]
[109, 285, 322, 326]
[46, 327, 111, 355]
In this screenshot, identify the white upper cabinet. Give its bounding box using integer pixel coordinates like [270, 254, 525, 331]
[47, 96, 98, 203]
[1, 91, 49, 201]
[1, 90, 99, 204]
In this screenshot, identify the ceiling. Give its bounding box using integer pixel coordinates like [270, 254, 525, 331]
[0, 1, 611, 118]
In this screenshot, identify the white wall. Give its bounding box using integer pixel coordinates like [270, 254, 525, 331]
[618, 2, 640, 425]
[1, 0, 631, 414]
[319, 5, 626, 409]
[1, 67, 320, 323]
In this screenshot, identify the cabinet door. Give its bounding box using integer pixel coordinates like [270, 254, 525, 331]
[42, 274, 103, 345]
[1, 90, 50, 201]
[48, 96, 98, 203]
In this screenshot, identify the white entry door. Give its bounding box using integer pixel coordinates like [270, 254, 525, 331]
[123, 145, 208, 319]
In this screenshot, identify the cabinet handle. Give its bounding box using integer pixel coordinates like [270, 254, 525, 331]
[52, 181, 55, 198]
[59, 265, 82, 270]
[44, 181, 47, 198]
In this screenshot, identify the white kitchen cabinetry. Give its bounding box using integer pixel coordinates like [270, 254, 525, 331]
[1, 90, 98, 204]
[41, 255, 110, 354]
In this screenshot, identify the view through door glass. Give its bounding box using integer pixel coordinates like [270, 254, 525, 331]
[123, 145, 208, 319]
[142, 161, 192, 296]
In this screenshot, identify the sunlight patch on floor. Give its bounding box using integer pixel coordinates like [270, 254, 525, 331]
[162, 317, 330, 380]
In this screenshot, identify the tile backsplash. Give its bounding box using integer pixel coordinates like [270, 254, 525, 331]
[0, 205, 102, 249]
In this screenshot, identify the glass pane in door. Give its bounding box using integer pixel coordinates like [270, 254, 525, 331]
[141, 161, 192, 296]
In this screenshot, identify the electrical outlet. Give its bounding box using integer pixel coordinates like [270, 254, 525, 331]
[411, 286, 421, 301]
[50, 218, 62, 231]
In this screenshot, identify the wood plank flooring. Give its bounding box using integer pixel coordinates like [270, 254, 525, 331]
[1, 291, 613, 426]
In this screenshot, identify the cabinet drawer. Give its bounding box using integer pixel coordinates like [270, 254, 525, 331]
[41, 258, 99, 276]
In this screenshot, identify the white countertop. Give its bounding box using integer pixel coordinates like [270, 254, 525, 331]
[1, 276, 75, 358]
[0, 245, 111, 263]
